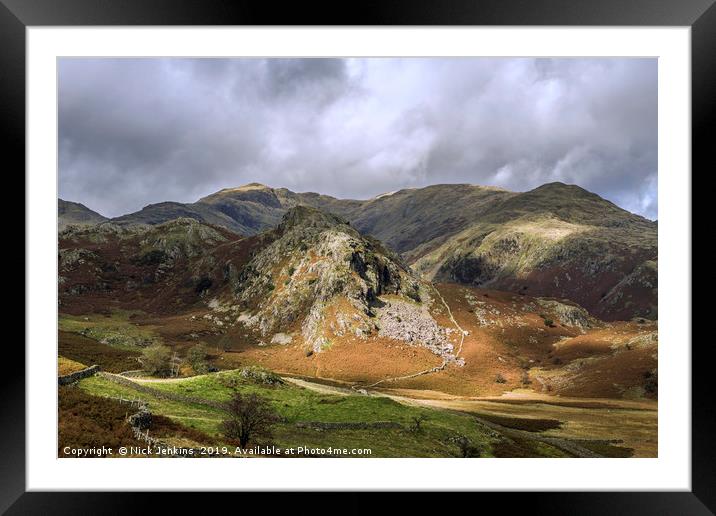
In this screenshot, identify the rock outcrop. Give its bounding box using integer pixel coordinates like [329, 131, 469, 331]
[231, 206, 426, 352]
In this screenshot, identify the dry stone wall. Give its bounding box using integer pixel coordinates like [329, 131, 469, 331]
[58, 365, 100, 385]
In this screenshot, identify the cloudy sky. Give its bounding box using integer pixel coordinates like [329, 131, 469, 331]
[59, 58, 657, 219]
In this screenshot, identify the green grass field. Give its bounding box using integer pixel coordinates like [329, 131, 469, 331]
[77, 370, 569, 458]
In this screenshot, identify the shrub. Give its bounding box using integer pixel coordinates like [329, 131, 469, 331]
[451, 435, 481, 458]
[643, 370, 658, 394]
[478, 414, 562, 432]
[410, 415, 428, 433]
[495, 373, 507, 384]
[187, 343, 210, 375]
[141, 344, 172, 377]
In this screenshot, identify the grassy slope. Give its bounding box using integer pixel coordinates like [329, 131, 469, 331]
[77, 371, 568, 458]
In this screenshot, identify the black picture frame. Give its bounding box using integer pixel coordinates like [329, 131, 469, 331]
[4, 0, 709, 513]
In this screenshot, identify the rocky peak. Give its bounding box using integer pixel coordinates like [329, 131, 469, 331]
[229, 206, 425, 352]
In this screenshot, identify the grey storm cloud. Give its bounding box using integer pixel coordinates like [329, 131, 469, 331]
[58, 57, 657, 219]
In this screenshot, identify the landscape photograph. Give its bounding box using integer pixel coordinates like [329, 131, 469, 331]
[58, 57, 658, 459]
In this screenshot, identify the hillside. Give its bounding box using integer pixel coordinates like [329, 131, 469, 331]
[58, 218, 243, 314]
[59, 206, 657, 400]
[58, 199, 108, 231]
[93, 181, 657, 320]
[412, 183, 658, 321]
[58, 207, 453, 359]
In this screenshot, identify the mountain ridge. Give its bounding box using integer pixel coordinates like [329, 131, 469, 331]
[58, 199, 108, 231]
[59, 181, 657, 320]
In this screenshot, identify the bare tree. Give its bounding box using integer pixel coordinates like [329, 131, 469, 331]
[220, 392, 280, 448]
[170, 351, 182, 377]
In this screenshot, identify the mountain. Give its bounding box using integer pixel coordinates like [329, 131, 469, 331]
[110, 182, 363, 235]
[411, 183, 657, 321]
[68, 181, 657, 320]
[331, 184, 513, 257]
[58, 207, 657, 400]
[109, 182, 509, 246]
[58, 199, 108, 231]
[110, 184, 284, 235]
[222, 205, 446, 354]
[58, 207, 456, 360]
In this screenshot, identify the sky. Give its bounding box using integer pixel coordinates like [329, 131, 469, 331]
[58, 58, 657, 219]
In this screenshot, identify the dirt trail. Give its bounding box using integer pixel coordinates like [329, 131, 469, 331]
[170, 415, 222, 422]
[434, 286, 466, 357]
[283, 376, 354, 395]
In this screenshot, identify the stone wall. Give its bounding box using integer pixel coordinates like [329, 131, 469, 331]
[295, 421, 403, 430]
[58, 364, 100, 385]
[99, 372, 225, 410]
